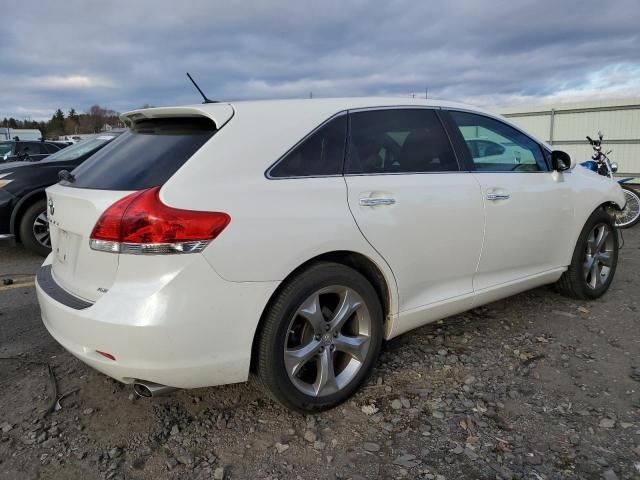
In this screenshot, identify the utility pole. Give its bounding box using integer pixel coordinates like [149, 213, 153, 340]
[425, 87, 428, 99]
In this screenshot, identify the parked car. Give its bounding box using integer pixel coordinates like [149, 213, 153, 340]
[464, 138, 505, 158]
[0, 140, 64, 163]
[0, 132, 123, 255]
[35, 99, 625, 413]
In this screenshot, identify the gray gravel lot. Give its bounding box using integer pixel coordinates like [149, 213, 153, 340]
[1, 230, 639, 480]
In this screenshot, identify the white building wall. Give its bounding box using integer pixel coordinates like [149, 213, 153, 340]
[497, 98, 640, 177]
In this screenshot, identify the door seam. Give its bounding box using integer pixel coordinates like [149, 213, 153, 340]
[342, 176, 400, 316]
[470, 173, 486, 308]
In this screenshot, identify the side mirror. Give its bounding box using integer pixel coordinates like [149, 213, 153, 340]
[610, 162, 618, 173]
[551, 150, 573, 171]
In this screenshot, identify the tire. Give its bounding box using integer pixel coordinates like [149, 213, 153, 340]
[256, 262, 384, 413]
[18, 199, 51, 257]
[555, 208, 618, 300]
[615, 186, 640, 229]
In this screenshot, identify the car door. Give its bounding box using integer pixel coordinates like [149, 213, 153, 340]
[344, 108, 484, 315]
[444, 110, 574, 291]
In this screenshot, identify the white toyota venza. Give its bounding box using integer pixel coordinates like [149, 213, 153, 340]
[36, 98, 625, 412]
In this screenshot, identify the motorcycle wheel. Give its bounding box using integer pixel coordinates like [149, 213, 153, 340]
[616, 186, 640, 229]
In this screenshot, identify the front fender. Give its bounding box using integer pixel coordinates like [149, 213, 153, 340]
[9, 188, 47, 236]
[564, 169, 625, 265]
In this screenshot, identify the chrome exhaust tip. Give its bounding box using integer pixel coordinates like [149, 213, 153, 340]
[133, 380, 177, 398]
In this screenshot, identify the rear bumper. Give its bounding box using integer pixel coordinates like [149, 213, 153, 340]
[36, 254, 279, 389]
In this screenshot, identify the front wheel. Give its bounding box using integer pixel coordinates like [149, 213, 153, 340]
[555, 209, 618, 300]
[615, 186, 640, 229]
[256, 262, 383, 413]
[18, 199, 52, 257]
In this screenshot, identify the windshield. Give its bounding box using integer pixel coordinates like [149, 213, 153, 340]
[43, 135, 117, 162]
[0, 142, 14, 157]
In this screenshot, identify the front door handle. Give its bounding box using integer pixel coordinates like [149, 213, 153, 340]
[359, 197, 396, 207]
[486, 193, 510, 201]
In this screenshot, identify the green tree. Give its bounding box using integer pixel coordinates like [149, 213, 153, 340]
[48, 109, 66, 138]
[66, 108, 80, 134]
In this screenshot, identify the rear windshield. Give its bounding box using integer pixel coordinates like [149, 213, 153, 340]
[65, 117, 216, 190]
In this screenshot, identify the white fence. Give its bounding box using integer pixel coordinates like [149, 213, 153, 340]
[498, 99, 640, 178]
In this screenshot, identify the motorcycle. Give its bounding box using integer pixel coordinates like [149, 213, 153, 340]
[581, 132, 640, 228]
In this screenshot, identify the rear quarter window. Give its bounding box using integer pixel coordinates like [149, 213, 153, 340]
[267, 115, 347, 178]
[65, 117, 216, 190]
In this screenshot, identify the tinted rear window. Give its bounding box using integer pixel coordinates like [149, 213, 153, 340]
[66, 117, 216, 190]
[346, 109, 458, 174]
[268, 115, 347, 178]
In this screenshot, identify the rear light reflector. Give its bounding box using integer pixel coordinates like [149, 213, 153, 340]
[89, 187, 230, 255]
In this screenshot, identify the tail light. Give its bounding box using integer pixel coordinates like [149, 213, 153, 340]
[89, 187, 230, 254]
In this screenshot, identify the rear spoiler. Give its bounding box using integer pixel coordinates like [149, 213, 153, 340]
[120, 104, 235, 130]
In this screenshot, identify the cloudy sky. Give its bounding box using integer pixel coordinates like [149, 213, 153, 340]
[1, 0, 639, 120]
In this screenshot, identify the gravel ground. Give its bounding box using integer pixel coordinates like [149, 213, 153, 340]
[1, 228, 639, 480]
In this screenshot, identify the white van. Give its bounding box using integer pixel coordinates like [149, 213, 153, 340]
[0, 128, 43, 141]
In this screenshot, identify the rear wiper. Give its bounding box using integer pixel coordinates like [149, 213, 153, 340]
[58, 170, 75, 183]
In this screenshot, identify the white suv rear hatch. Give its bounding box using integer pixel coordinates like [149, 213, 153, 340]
[46, 106, 231, 302]
[48, 185, 132, 302]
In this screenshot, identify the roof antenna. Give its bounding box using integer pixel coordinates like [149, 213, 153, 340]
[186, 72, 217, 104]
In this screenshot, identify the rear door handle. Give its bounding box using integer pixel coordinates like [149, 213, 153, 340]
[486, 193, 510, 201]
[359, 197, 396, 207]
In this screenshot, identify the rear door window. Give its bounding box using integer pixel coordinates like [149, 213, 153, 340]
[45, 143, 62, 153]
[268, 115, 347, 178]
[27, 142, 48, 154]
[65, 117, 216, 190]
[346, 109, 458, 174]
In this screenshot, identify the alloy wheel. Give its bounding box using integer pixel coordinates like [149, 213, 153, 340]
[32, 210, 51, 248]
[582, 222, 614, 289]
[284, 286, 372, 397]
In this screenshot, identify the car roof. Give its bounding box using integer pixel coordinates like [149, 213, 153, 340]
[121, 97, 552, 151]
[122, 97, 494, 128]
[225, 97, 478, 111]
[125, 96, 489, 114]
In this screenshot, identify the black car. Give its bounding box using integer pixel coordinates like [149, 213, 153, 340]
[0, 132, 123, 255]
[0, 140, 64, 163]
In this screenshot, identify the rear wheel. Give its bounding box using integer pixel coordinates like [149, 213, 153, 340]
[19, 199, 51, 257]
[555, 209, 618, 300]
[615, 186, 640, 229]
[256, 262, 383, 413]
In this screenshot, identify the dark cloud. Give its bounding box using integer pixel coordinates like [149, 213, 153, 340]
[1, 0, 639, 120]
